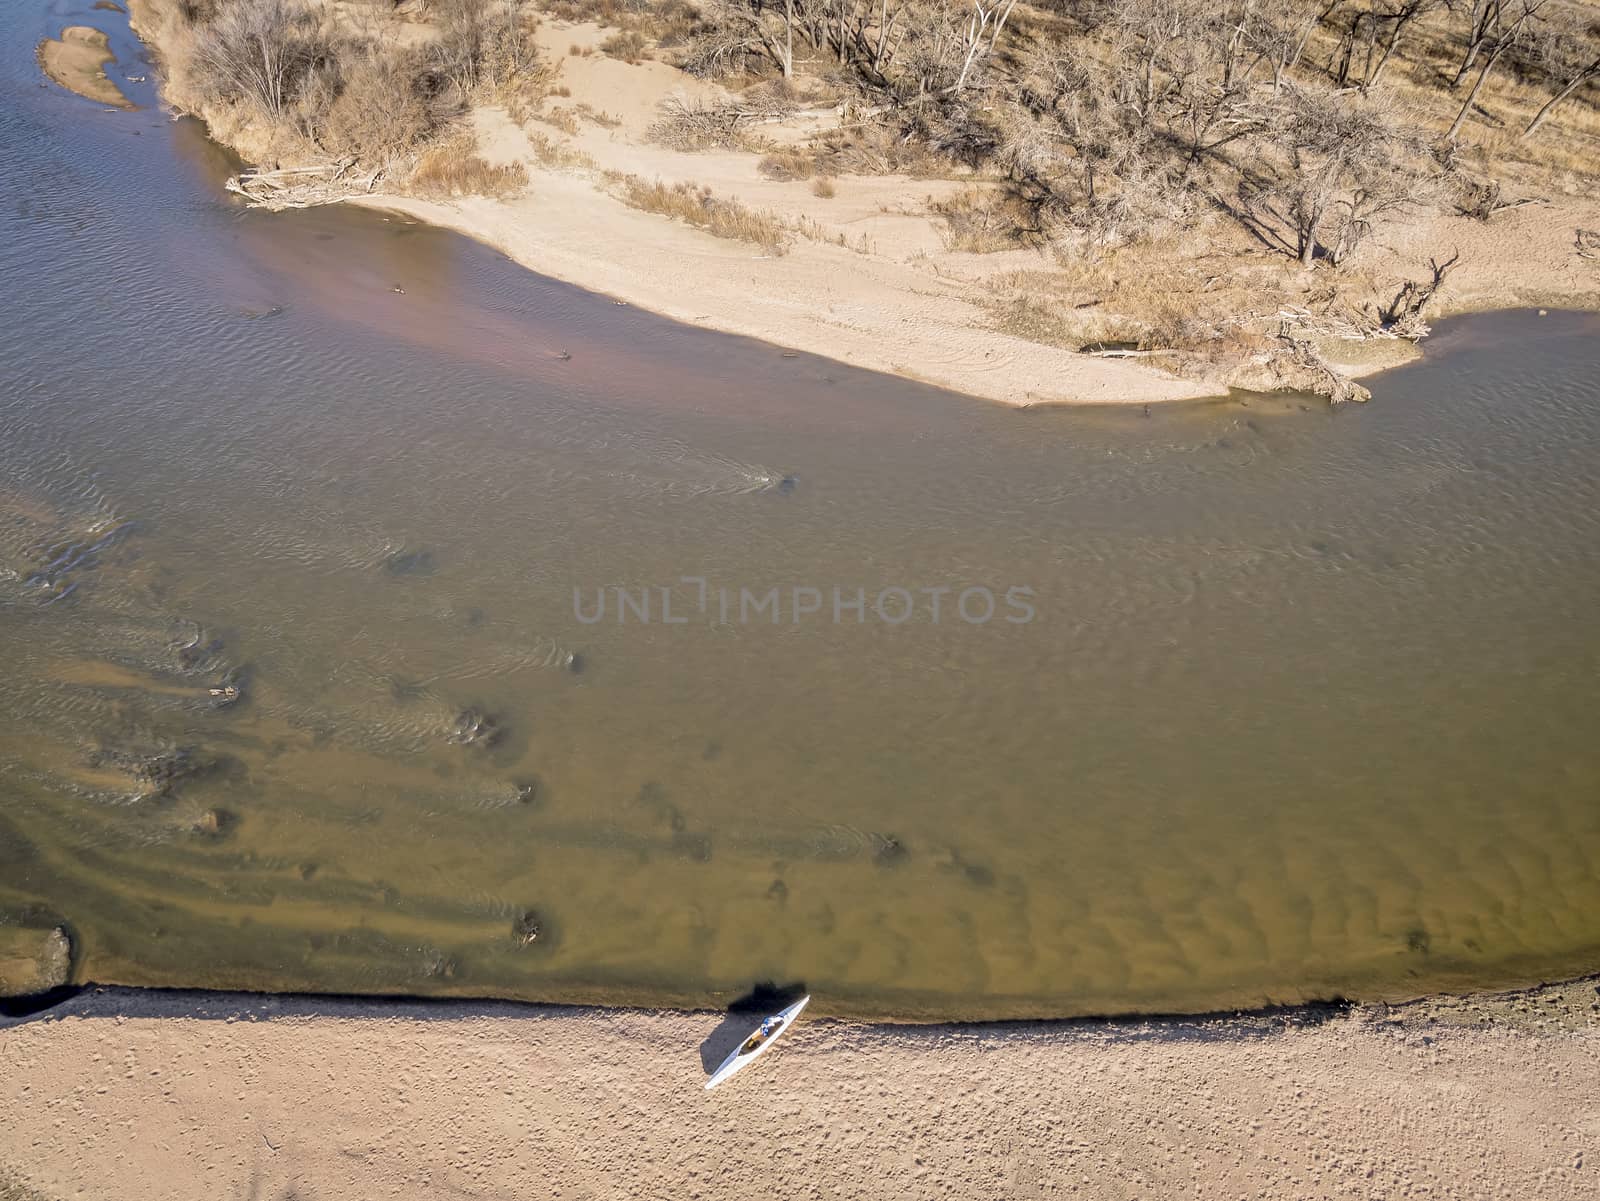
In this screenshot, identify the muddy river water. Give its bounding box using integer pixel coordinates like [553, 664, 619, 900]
[4, 0, 1600, 1018]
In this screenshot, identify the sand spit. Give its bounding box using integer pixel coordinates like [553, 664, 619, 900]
[354, 15, 1599, 408]
[354, 185, 1219, 408]
[3, 978, 1597, 1200]
[36, 26, 132, 109]
[115, 3, 1600, 409]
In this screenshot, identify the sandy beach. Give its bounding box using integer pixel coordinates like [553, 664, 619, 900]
[119, 4, 1600, 409]
[349, 17, 1600, 408]
[3, 980, 1598, 1200]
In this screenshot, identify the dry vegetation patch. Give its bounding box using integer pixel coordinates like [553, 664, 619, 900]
[647, 90, 796, 151]
[136, 0, 543, 196]
[931, 187, 1040, 253]
[130, 0, 1600, 401]
[616, 176, 790, 251]
[409, 131, 528, 198]
[600, 29, 649, 63]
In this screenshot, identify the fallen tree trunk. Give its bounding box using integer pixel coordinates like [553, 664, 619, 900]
[225, 157, 385, 211]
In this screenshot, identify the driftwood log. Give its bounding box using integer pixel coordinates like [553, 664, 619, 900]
[225, 157, 385, 210]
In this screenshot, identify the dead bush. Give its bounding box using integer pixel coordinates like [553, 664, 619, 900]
[647, 96, 759, 150]
[427, 0, 539, 98]
[410, 132, 528, 198]
[810, 120, 956, 179]
[600, 30, 648, 63]
[188, 0, 325, 122]
[539, 106, 581, 134]
[931, 187, 1035, 253]
[321, 48, 436, 162]
[1242, 87, 1438, 267]
[758, 148, 815, 180]
[618, 176, 789, 251]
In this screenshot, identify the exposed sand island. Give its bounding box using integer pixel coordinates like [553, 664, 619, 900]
[120, 0, 1600, 407]
[36, 25, 132, 109]
[3, 979, 1598, 1200]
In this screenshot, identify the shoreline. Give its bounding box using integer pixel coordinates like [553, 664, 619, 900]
[118, 5, 1600, 409]
[7, 964, 1600, 1030]
[344, 189, 1222, 408]
[4, 976, 1597, 1199]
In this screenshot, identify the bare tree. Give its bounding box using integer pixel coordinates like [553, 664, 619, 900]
[1247, 86, 1432, 266]
[1451, 0, 1503, 87]
[693, 0, 797, 78]
[1364, 0, 1445, 88]
[1377, 249, 1460, 330]
[1331, 3, 1379, 86]
[996, 41, 1193, 250]
[1520, 11, 1600, 138]
[1246, 0, 1340, 94]
[950, 0, 1018, 93]
[1111, 0, 1204, 119]
[1445, 0, 1551, 140]
[191, 0, 323, 121]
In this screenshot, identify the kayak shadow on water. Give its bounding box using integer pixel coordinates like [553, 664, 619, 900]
[697, 981, 808, 1075]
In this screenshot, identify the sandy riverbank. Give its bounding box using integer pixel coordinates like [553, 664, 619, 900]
[3, 980, 1597, 1200]
[349, 17, 1600, 407]
[117, 4, 1600, 408]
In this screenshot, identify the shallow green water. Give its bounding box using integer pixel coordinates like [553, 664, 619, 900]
[3, 0, 1599, 1018]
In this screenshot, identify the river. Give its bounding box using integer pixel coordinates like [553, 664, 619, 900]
[4, 0, 1599, 1018]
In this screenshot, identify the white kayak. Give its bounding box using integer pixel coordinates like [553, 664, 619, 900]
[704, 995, 810, 1090]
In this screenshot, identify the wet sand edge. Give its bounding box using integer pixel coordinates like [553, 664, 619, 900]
[2, 974, 1596, 1200]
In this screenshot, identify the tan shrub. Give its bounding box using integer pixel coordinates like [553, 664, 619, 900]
[410, 132, 528, 198]
[758, 149, 815, 181]
[600, 30, 647, 63]
[618, 176, 788, 252]
[322, 49, 435, 162]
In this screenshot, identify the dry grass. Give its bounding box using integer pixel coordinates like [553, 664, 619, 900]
[980, 238, 1281, 353]
[523, 129, 596, 171]
[1299, 13, 1600, 196]
[616, 176, 789, 252]
[931, 187, 1037, 253]
[809, 120, 965, 180]
[541, 0, 697, 45]
[409, 132, 528, 199]
[539, 105, 581, 134]
[600, 29, 648, 64]
[759, 148, 816, 181]
[812, 176, 836, 199]
[575, 102, 621, 128]
[496, 59, 561, 127]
